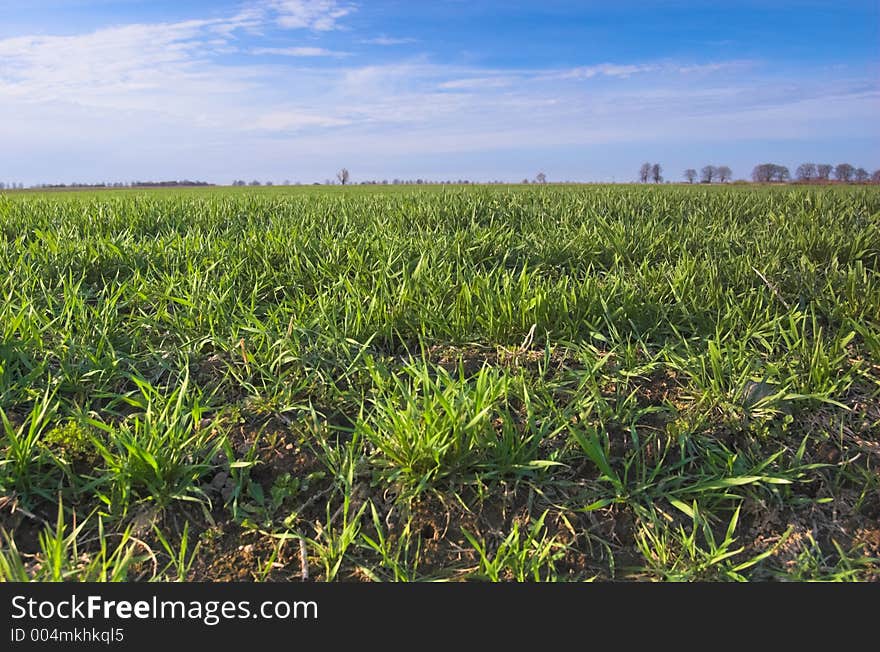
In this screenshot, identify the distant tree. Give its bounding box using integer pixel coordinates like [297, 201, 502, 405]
[249, 180, 261, 186]
[752, 163, 790, 183]
[796, 163, 817, 182]
[651, 163, 663, 183]
[283, 179, 290, 186]
[639, 162, 652, 183]
[337, 168, 350, 185]
[522, 178, 530, 184]
[684, 169, 697, 184]
[717, 166, 732, 183]
[834, 163, 855, 182]
[854, 168, 869, 183]
[536, 172, 547, 184]
[873, 170, 880, 184]
[265, 181, 274, 186]
[701, 165, 717, 183]
[754, 164, 772, 183]
[816, 164, 832, 181]
[0, 183, 5, 190]
[752, 163, 772, 183]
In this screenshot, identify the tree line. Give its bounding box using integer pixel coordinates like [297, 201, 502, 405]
[638, 162, 880, 184]
[751, 163, 877, 183]
[639, 163, 731, 185]
[5, 164, 880, 192]
[0, 180, 213, 190]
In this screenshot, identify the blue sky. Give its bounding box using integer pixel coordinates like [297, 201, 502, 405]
[1, 1, 877, 184]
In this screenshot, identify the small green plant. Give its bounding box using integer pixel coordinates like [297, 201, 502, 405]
[40, 420, 98, 463]
[0, 388, 58, 503]
[88, 370, 220, 515]
[358, 359, 558, 495]
[0, 500, 149, 582]
[633, 503, 778, 581]
[308, 493, 368, 582]
[152, 521, 200, 581]
[462, 511, 565, 581]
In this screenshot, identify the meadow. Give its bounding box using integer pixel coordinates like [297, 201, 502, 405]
[1, 183, 878, 581]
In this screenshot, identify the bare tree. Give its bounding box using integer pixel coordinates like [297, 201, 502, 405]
[701, 165, 717, 183]
[639, 162, 651, 183]
[796, 163, 817, 182]
[854, 168, 869, 183]
[873, 170, 880, 184]
[752, 163, 790, 183]
[684, 169, 697, 184]
[816, 164, 832, 181]
[337, 168, 350, 185]
[717, 166, 732, 183]
[536, 172, 547, 184]
[834, 163, 854, 182]
[753, 165, 771, 183]
[651, 163, 662, 184]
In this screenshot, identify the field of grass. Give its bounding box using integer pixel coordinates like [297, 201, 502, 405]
[1, 184, 878, 581]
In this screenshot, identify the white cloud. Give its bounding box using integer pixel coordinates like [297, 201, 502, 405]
[549, 60, 754, 81]
[209, 6, 266, 35]
[439, 76, 517, 90]
[361, 36, 417, 46]
[555, 63, 659, 80]
[267, 0, 355, 31]
[676, 61, 754, 74]
[0, 18, 260, 111]
[253, 110, 352, 130]
[252, 46, 349, 57]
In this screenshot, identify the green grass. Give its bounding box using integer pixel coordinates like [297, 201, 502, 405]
[1, 183, 878, 582]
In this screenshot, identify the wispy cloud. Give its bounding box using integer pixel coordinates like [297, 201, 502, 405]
[209, 6, 266, 36]
[253, 110, 352, 130]
[676, 61, 754, 74]
[362, 35, 418, 46]
[267, 0, 356, 31]
[439, 76, 517, 90]
[252, 46, 349, 57]
[554, 63, 659, 80]
[0, 18, 258, 109]
[548, 60, 754, 81]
